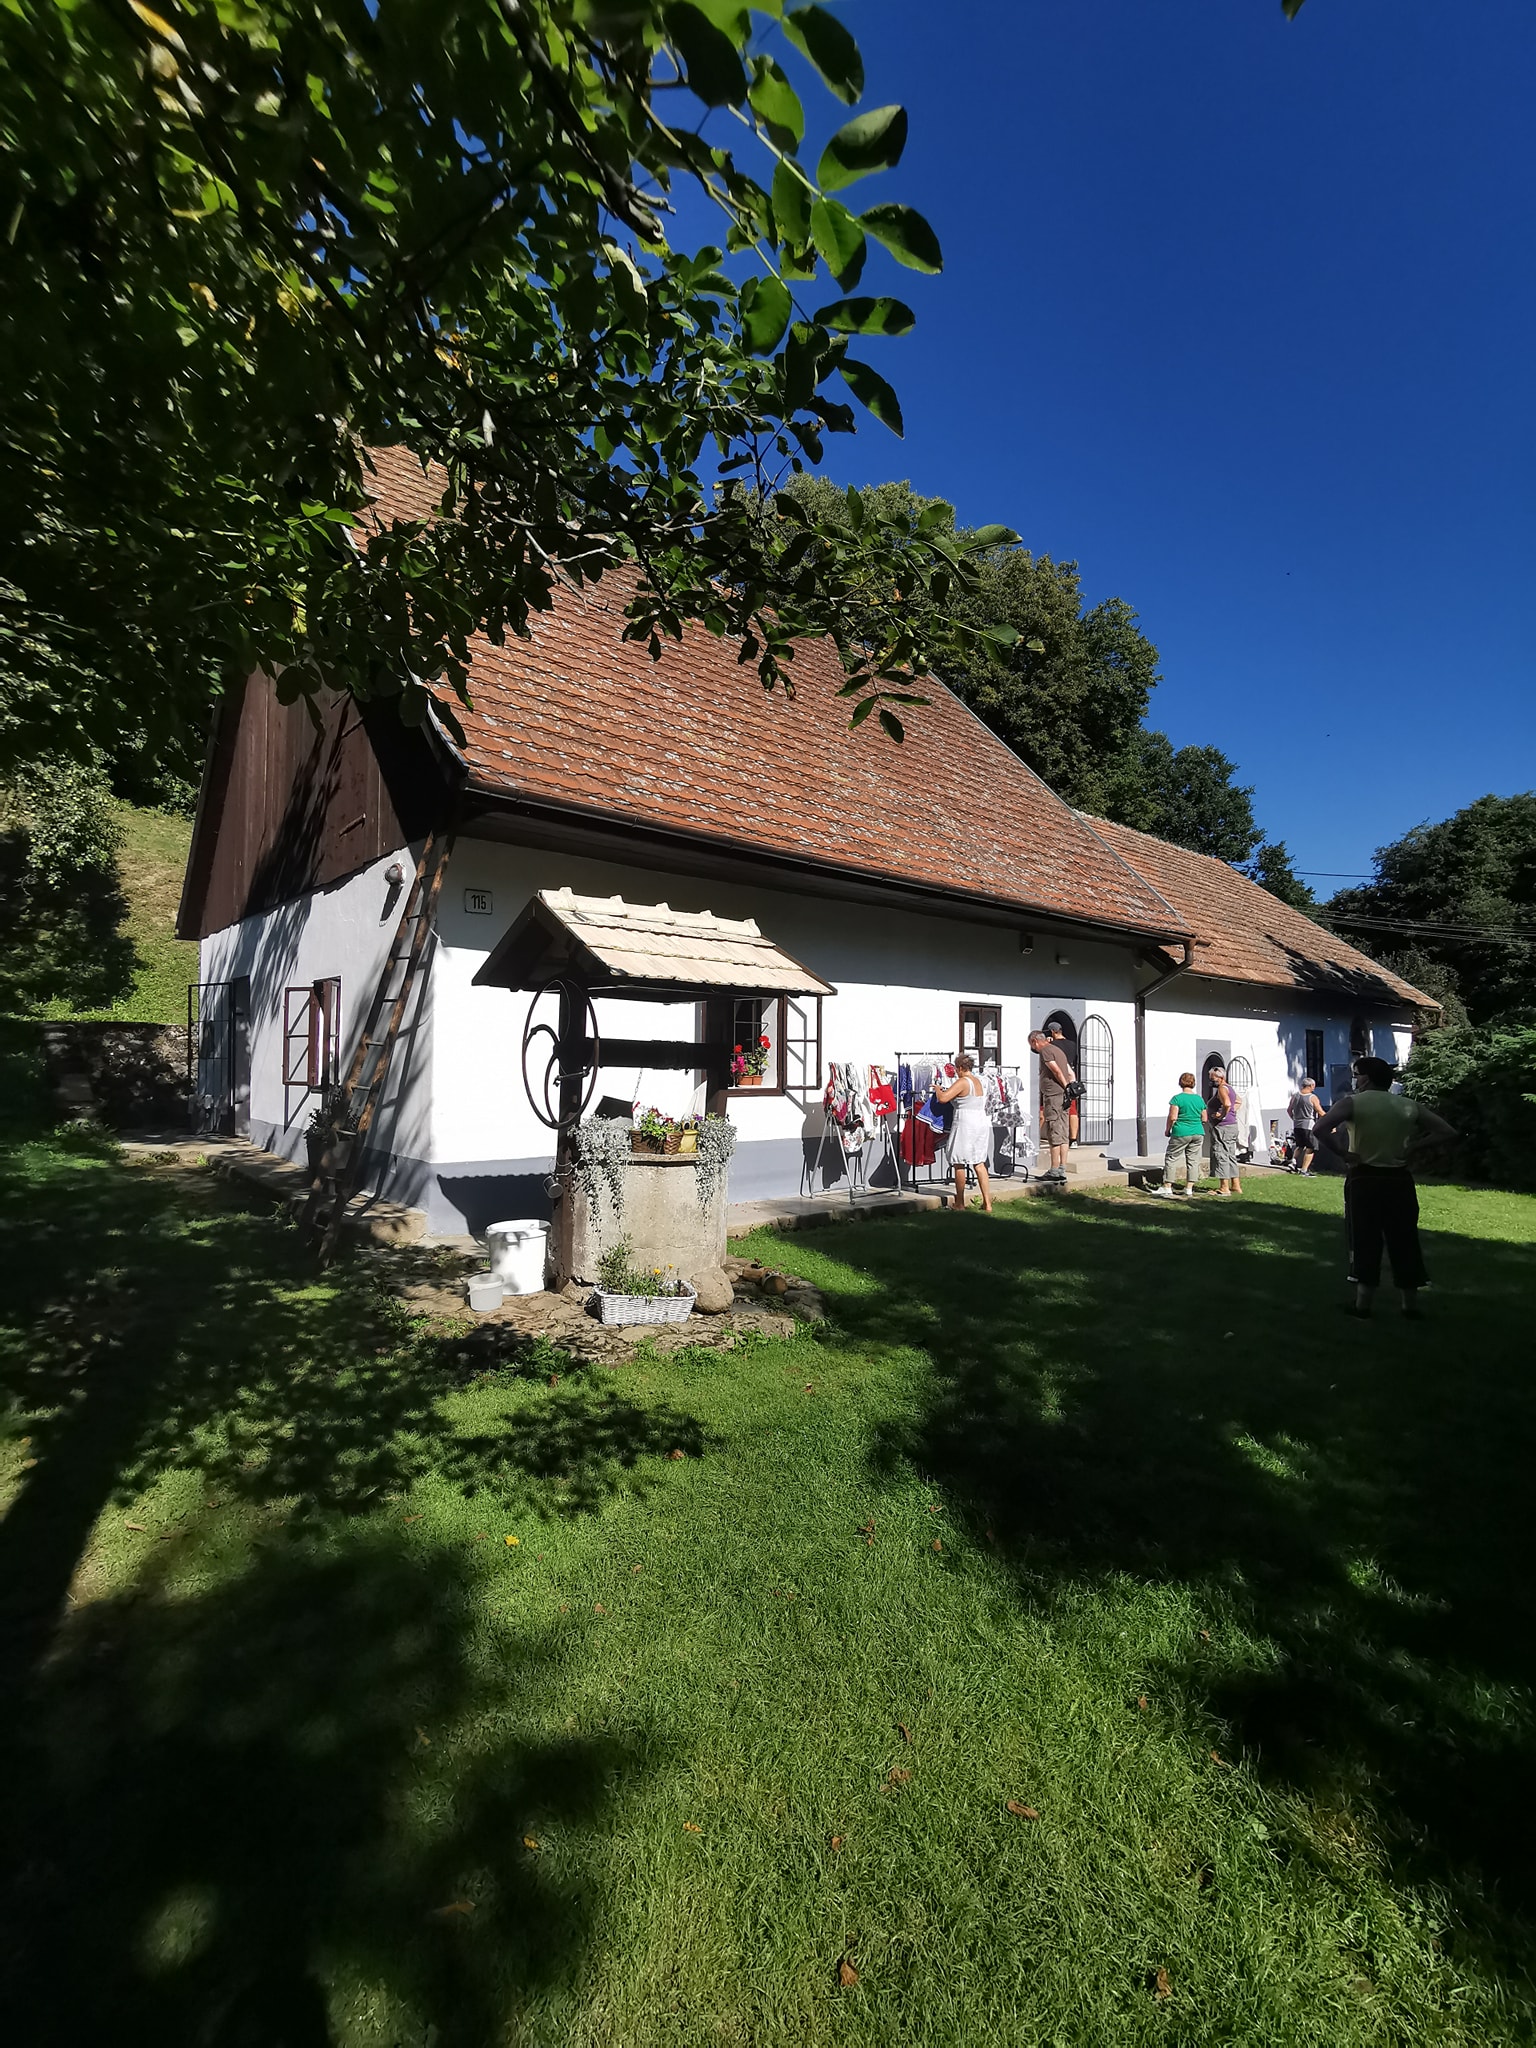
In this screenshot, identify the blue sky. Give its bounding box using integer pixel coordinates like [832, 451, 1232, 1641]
[752, 0, 1534, 883]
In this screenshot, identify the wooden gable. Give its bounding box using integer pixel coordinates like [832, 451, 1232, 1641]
[177, 672, 455, 940]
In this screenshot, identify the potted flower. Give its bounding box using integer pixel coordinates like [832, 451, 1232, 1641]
[631, 1105, 684, 1154]
[304, 1084, 351, 1180]
[592, 1237, 697, 1326]
[731, 1034, 771, 1088]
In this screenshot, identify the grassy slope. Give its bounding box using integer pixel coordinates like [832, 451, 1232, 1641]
[42, 800, 197, 1024]
[1, 1066, 1533, 2045]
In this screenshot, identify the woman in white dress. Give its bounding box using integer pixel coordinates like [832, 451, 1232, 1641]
[936, 1053, 995, 1214]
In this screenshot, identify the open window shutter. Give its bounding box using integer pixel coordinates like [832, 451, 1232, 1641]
[784, 995, 823, 1093]
[283, 987, 315, 1088]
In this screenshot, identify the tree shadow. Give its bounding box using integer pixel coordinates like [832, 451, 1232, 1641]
[813, 1191, 1536, 1985]
[5, 1535, 646, 2047]
[0, 1137, 711, 2040]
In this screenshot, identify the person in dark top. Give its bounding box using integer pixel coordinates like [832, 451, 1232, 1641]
[1049, 1024, 1080, 1144]
[1029, 1029, 1072, 1182]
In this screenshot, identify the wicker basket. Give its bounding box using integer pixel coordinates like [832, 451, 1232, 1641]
[592, 1281, 697, 1327]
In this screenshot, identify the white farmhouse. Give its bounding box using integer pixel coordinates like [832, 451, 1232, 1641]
[178, 455, 1435, 1231]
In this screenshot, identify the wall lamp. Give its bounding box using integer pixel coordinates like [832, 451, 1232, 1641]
[1018, 933, 1034, 957]
[384, 861, 405, 888]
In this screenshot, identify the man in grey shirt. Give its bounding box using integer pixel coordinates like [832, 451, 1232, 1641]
[1288, 1076, 1324, 1174]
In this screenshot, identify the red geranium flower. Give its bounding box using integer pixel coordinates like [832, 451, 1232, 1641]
[734, 1044, 742, 1053]
[758, 1034, 770, 1048]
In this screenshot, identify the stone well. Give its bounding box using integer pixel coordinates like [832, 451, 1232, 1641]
[550, 1151, 733, 1309]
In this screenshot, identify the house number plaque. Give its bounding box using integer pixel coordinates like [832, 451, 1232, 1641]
[463, 887, 493, 915]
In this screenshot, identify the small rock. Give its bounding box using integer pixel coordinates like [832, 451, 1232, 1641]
[688, 1265, 736, 1314]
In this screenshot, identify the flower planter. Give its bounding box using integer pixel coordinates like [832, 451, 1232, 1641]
[677, 1129, 698, 1153]
[631, 1131, 682, 1155]
[591, 1280, 697, 1327]
[735, 1073, 764, 1088]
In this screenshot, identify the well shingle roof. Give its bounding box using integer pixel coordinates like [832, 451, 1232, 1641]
[1087, 816, 1438, 1009]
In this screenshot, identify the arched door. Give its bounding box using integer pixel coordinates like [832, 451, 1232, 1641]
[1077, 1015, 1114, 1146]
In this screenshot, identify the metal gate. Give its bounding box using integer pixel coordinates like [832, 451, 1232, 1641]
[1078, 1013, 1114, 1147]
[188, 980, 247, 1135]
[1227, 1054, 1256, 1155]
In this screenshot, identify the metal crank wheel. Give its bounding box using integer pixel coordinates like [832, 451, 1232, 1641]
[521, 974, 601, 1132]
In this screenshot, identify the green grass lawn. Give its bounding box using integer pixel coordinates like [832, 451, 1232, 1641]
[2, 1053, 1534, 2044]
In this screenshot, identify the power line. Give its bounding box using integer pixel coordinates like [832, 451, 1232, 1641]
[1323, 911, 1536, 941]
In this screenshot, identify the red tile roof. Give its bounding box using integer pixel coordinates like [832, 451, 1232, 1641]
[1088, 816, 1438, 1010]
[462, 585, 1195, 937]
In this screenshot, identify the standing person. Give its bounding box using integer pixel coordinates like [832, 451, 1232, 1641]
[1029, 1029, 1072, 1182]
[1152, 1072, 1207, 1197]
[1313, 1056, 1456, 1318]
[1287, 1075, 1325, 1174]
[1049, 1023, 1080, 1145]
[1206, 1064, 1244, 1196]
[936, 1053, 995, 1213]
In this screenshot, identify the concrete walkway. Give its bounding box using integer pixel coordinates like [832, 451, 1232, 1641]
[727, 1162, 1129, 1237]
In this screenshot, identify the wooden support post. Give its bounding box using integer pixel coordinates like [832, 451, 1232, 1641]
[555, 981, 586, 1173]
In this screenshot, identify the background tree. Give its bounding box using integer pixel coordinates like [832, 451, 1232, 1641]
[1, 0, 1018, 779]
[1325, 794, 1536, 1025]
[0, 759, 134, 1013]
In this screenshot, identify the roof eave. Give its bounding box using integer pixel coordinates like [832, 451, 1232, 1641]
[462, 777, 1192, 952]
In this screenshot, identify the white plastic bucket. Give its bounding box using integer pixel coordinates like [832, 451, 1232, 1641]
[467, 1274, 505, 1314]
[485, 1218, 549, 1297]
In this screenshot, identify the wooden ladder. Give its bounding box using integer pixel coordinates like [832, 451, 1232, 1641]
[307, 826, 454, 1260]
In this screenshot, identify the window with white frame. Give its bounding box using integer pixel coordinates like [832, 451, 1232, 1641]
[729, 995, 783, 1092]
[782, 995, 823, 1094]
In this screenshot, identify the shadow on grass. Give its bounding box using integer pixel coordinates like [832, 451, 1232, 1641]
[0, 1124, 706, 2041]
[819, 1189, 1536, 1981]
[6, 1534, 644, 2048]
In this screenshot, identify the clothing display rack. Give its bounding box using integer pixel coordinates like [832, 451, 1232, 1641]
[893, 1050, 956, 1190]
[807, 1060, 900, 1203]
[984, 1063, 1033, 1179]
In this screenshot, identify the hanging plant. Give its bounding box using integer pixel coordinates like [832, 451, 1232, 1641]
[571, 1116, 631, 1233]
[694, 1113, 737, 1211]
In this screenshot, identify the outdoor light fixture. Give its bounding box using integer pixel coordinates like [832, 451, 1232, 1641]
[1019, 933, 1034, 956]
[384, 861, 405, 887]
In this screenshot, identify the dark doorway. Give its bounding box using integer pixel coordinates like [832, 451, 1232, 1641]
[1041, 1009, 1079, 1073]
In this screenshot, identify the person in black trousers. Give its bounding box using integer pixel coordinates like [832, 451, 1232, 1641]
[1313, 1057, 1457, 1317]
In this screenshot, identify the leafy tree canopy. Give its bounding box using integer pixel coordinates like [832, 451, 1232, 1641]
[0, 758, 134, 1013]
[0, 0, 1020, 774]
[1326, 795, 1536, 1025]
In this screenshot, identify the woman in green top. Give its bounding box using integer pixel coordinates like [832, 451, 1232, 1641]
[1155, 1071, 1208, 1196]
[1314, 1056, 1456, 1318]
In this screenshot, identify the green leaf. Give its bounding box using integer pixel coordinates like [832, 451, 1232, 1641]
[748, 58, 804, 147]
[980, 623, 1020, 647]
[849, 694, 877, 727]
[968, 523, 1019, 547]
[782, 5, 865, 104]
[1025, 637, 1046, 654]
[816, 106, 908, 192]
[860, 202, 943, 273]
[812, 295, 914, 336]
[839, 356, 904, 436]
[740, 273, 793, 354]
[771, 159, 813, 244]
[877, 707, 906, 742]
[665, 2, 748, 106]
[689, 0, 752, 39]
[809, 196, 866, 285]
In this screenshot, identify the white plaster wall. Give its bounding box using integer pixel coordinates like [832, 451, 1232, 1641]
[198, 845, 430, 1180]
[429, 835, 1147, 1170]
[1142, 981, 1422, 1154]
